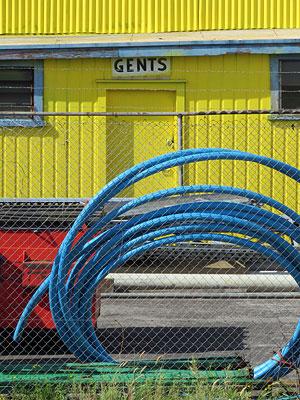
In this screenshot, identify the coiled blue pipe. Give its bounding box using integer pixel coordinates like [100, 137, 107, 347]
[14, 148, 300, 380]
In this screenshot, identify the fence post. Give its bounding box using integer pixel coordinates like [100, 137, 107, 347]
[177, 114, 184, 186]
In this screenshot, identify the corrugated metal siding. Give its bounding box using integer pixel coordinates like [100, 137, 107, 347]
[0, 54, 299, 212]
[1, 0, 300, 35]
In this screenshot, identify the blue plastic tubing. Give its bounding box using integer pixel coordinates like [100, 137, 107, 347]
[14, 149, 300, 380]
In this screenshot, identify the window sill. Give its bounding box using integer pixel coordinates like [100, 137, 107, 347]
[269, 114, 300, 121]
[0, 117, 45, 127]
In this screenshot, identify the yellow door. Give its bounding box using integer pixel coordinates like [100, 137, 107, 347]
[106, 89, 178, 197]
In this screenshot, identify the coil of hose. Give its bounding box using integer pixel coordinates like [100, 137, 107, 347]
[14, 148, 300, 380]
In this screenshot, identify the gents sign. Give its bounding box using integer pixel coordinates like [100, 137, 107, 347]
[112, 57, 170, 76]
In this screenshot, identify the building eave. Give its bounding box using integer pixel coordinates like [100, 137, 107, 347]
[0, 29, 300, 59]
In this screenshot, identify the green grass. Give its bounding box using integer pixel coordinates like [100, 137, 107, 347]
[2, 379, 298, 400]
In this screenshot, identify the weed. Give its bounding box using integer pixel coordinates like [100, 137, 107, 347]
[3, 379, 299, 399]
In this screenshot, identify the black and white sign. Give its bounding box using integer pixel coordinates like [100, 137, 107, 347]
[112, 57, 171, 77]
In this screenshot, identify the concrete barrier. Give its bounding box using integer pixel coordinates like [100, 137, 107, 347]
[109, 273, 299, 292]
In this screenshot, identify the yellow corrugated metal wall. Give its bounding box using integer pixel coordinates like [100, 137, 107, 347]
[1, 54, 299, 212]
[1, 0, 300, 34]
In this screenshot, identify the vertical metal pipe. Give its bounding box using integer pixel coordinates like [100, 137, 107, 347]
[177, 114, 184, 186]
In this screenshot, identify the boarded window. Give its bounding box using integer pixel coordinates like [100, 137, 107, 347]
[0, 68, 34, 117]
[280, 60, 300, 110]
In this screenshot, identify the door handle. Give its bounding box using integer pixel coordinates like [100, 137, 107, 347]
[166, 138, 174, 148]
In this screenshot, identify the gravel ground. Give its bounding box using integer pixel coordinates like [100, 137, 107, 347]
[0, 293, 298, 386]
[97, 295, 300, 369]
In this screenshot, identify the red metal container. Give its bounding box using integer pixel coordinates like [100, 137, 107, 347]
[0, 200, 100, 330]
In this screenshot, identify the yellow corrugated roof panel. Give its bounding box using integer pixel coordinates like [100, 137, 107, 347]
[1, 0, 300, 35]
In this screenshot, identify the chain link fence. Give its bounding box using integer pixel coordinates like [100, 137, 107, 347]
[0, 111, 299, 385]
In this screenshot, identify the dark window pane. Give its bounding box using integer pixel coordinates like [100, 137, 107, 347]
[0, 67, 34, 117]
[0, 69, 33, 81]
[280, 60, 300, 110]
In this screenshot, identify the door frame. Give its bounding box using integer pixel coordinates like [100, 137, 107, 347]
[96, 80, 185, 113]
[95, 80, 186, 188]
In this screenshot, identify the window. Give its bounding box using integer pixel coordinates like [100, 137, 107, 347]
[0, 61, 43, 127]
[279, 60, 300, 110]
[0, 68, 34, 113]
[271, 56, 300, 119]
